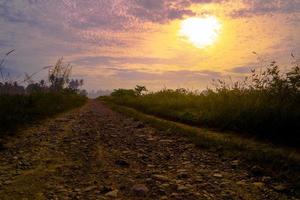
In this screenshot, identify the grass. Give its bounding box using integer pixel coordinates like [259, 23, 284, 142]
[106, 89, 300, 147]
[0, 57, 87, 135]
[105, 64, 300, 147]
[101, 99, 300, 195]
[0, 91, 86, 134]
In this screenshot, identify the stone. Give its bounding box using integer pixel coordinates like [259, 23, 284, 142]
[57, 188, 68, 193]
[152, 175, 169, 182]
[147, 137, 156, 142]
[182, 161, 191, 165]
[213, 173, 223, 178]
[195, 176, 203, 183]
[157, 189, 166, 195]
[231, 160, 239, 168]
[160, 183, 170, 189]
[3, 180, 13, 185]
[99, 186, 112, 194]
[135, 122, 145, 129]
[131, 184, 149, 197]
[273, 184, 288, 192]
[159, 140, 174, 143]
[74, 188, 81, 192]
[194, 192, 202, 197]
[174, 180, 184, 185]
[83, 186, 97, 192]
[261, 176, 272, 183]
[145, 178, 153, 183]
[170, 193, 179, 197]
[177, 172, 189, 179]
[236, 180, 247, 186]
[177, 185, 189, 192]
[160, 196, 168, 200]
[253, 182, 264, 189]
[251, 165, 264, 177]
[115, 159, 130, 167]
[177, 169, 187, 173]
[105, 190, 118, 198]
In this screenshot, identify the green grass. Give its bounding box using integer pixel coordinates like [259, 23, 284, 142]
[0, 91, 86, 133]
[106, 87, 300, 147]
[102, 99, 300, 195]
[105, 89, 300, 146]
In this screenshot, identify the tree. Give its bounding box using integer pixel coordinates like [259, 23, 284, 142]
[68, 79, 84, 92]
[134, 85, 147, 96]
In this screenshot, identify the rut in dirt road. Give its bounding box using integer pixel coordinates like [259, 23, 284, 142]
[0, 100, 295, 200]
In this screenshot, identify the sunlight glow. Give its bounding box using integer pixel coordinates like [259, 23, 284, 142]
[180, 16, 221, 48]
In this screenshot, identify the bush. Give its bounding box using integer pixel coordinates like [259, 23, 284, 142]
[111, 89, 137, 97]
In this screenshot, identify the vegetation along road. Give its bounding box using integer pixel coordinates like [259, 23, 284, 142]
[0, 100, 298, 200]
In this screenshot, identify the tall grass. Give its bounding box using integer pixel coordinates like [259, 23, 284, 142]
[0, 56, 87, 134]
[107, 63, 300, 147]
[0, 91, 86, 133]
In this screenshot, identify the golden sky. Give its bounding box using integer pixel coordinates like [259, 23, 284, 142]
[1, 0, 299, 90]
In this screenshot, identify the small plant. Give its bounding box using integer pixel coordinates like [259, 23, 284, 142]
[0, 49, 15, 82]
[48, 58, 72, 91]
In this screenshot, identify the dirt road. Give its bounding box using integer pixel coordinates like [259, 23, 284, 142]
[0, 100, 295, 199]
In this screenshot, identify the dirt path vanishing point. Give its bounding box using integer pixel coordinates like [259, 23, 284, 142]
[0, 100, 297, 200]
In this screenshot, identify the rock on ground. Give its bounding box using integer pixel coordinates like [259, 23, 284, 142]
[0, 100, 296, 200]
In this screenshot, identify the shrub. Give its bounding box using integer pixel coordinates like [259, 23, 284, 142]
[111, 89, 137, 97]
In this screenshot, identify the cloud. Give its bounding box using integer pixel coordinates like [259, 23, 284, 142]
[0, 0, 300, 90]
[129, 0, 194, 23]
[231, 0, 300, 17]
[2, 0, 299, 30]
[229, 66, 252, 74]
[108, 68, 222, 82]
[0, 0, 223, 30]
[72, 56, 172, 67]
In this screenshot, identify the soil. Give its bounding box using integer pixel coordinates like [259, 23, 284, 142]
[0, 100, 296, 200]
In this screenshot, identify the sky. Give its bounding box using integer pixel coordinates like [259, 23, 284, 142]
[0, 0, 300, 91]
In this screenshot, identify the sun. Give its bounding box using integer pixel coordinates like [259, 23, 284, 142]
[180, 16, 221, 48]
